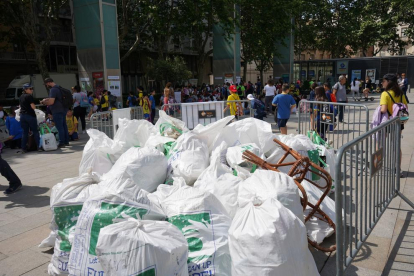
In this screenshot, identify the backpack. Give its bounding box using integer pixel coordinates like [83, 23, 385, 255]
[385, 91, 409, 124]
[80, 92, 90, 108]
[59, 86, 74, 109]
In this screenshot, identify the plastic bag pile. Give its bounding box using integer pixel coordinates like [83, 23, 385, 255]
[41, 110, 337, 276]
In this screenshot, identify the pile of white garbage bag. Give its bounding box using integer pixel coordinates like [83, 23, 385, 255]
[41, 110, 338, 276]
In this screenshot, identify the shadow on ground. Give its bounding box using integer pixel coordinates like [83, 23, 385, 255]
[0, 185, 49, 209]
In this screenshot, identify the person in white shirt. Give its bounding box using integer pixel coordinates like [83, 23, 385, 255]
[263, 79, 277, 113]
[350, 78, 361, 100]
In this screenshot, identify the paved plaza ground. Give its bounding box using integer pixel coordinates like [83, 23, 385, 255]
[0, 92, 414, 275]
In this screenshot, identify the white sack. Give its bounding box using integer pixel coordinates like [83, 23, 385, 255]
[68, 184, 166, 276]
[226, 143, 264, 179]
[147, 177, 187, 207]
[192, 116, 234, 153]
[79, 129, 124, 176]
[229, 197, 319, 276]
[238, 170, 303, 221]
[301, 180, 336, 244]
[167, 133, 209, 185]
[96, 219, 189, 276]
[46, 173, 101, 276]
[212, 118, 274, 154]
[194, 142, 242, 218]
[163, 186, 232, 276]
[41, 133, 58, 151]
[114, 118, 157, 151]
[155, 110, 189, 139]
[144, 135, 176, 153]
[15, 108, 45, 124]
[102, 147, 167, 193]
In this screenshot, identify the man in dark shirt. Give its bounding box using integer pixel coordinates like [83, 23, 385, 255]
[40, 78, 69, 147]
[19, 83, 41, 153]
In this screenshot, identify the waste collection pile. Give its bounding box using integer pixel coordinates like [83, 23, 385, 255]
[41, 110, 338, 276]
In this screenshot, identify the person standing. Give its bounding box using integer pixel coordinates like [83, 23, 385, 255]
[351, 78, 361, 100]
[72, 85, 88, 134]
[332, 76, 348, 123]
[40, 78, 69, 147]
[400, 73, 409, 102]
[100, 90, 109, 111]
[5, 106, 22, 149]
[272, 85, 296, 135]
[19, 83, 41, 152]
[223, 84, 242, 119]
[127, 91, 137, 107]
[247, 94, 266, 120]
[149, 90, 156, 124]
[264, 79, 277, 114]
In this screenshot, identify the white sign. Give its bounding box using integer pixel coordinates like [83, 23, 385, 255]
[366, 69, 376, 82]
[107, 80, 121, 97]
[108, 76, 120, 80]
[337, 61, 348, 75]
[181, 102, 225, 129]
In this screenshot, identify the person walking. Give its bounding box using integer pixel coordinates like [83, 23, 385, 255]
[40, 78, 69, 147]
[380, 73, 408, 177]
[72, 85, 88, 134]
[332, 76, 348, 123]
[351, 78, 361, 100]
[0, 154, 22, 195]
[264, 79, 277, 114]
[223, 84, 243, 119]
[272, 84, 296, 135]
[149, 90, 156, 124]
[247, 94, 266, 120]
[19, 83, 41, 152]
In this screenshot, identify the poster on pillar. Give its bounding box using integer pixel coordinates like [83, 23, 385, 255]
[92, 72, 104, 96]
[108, 76, 121, 97]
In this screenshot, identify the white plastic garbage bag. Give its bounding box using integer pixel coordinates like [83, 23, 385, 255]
[41, 133, 58, 151]
[79, 129, 124, 176]
[155, 110, 188, 139]
[301, 180, 336, 244]
[68, 184, 166, 276]
[238, 170, 303, 221]
[212, 118, 274, 154]
[101, 147, 167, 192]
[144, 135, 176, 153]
[96, 219, 189, 276]
[147, 177, 187, 207]
[226, 143, 264, 179]
[163, 186, 232, 276]
[45, 172, 101, 276]
[229, 197, 319, 276]
[114, 118, 157, 151]
[166, 133, 209, 185]
[194, 142, 242, 218]
[192, 116, 234, 153]
[15, 108, 45, 124]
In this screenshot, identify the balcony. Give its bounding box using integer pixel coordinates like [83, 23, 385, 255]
[0, 52, 36, 61]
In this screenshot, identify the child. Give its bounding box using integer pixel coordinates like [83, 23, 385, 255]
[272, 84, 296, 135]
[142, 93, 151, 121]
[5, 106, 22, 149]
[66, 109, 79, 141]
[223, 84, 243, 119]
[149, 90, 156, 124]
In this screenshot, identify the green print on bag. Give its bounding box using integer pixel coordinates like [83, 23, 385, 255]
[89, 202, 148, 256]
[168, 212, 213, 264]
[136, 267, 156, 276]
[54, 205, 83, 252]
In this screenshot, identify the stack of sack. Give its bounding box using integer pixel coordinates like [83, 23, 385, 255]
[40, 111, 338, 276]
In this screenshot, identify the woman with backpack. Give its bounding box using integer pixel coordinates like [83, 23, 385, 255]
[380, 73, 409, 177]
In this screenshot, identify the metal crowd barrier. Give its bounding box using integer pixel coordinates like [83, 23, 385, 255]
[89, 110, 114, 138]
[334, 117, 414, 275]
[298, 100, 370, 149]
[161, 100, 254, 129]
[130, 106, 144, 120]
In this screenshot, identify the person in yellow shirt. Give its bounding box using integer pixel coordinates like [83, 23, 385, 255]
[100, 90, 109, 111]
[223, 84, 243, 119]
[66, 109, 79, 141]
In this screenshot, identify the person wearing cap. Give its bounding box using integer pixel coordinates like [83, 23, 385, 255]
[40, 78, 69, 147]
[19, 83, 41, 153]
[223, 84, 243, 119]
[247, 94, 266, 120]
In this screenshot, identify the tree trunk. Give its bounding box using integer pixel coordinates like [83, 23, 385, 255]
[34, 44, 50, 88]
[260, 69, 264, 86]
[243, 60, 247, 82]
